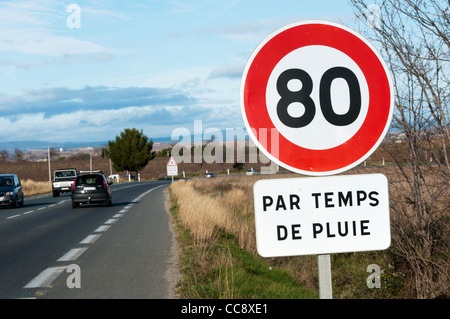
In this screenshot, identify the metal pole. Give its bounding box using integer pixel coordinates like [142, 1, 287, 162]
[48, 147, 51, 183]
[318, 254, 332, 299]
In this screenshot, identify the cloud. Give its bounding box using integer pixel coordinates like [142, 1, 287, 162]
[0, 86, 196, 116]
[0, 1, 116, 57]
[0, 53, 114, 70]
[0, 102, 243, 143]
[0, 30, 111, 57]
[208, 63, 244, 79]
[197, 17, 299, 43]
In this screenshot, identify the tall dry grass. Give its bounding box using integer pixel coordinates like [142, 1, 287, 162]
[21, 179, 52, 197]
[169, 174, 321, 295]
[170, 176, 257, 252]
[170, 168, 449, 298]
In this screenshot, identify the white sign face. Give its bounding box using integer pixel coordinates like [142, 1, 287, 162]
[253, 174, 390, 257]
[167, 157, 178, 176]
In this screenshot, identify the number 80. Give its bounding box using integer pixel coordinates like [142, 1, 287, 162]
[276, 67, 362, 128]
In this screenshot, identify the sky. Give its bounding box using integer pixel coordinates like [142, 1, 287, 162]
[0, 0, 362, 146]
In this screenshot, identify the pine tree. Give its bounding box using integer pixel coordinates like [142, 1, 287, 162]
[107, 128, 155, 175]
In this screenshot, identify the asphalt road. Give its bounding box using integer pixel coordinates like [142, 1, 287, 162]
[0, 180, 177, 299]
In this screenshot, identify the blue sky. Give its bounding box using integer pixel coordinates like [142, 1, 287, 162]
[0, 0, 360, 144]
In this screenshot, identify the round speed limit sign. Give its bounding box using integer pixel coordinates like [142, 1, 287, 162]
[240, 21, 394, 176]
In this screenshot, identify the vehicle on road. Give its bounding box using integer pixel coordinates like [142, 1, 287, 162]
[107, 174, 120, 184]
[246, 169, 257, 176]
[205, 172, 215, 178]
[53, 168, 77, 197]
[71, 170, 112, 208]
[0, 174, 24, 208]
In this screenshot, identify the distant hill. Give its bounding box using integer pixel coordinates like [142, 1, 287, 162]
[0, 137, 178, 153]
[0, 128, 251, 153]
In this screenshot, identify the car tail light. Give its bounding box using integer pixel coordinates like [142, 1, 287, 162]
[72, 178, 77, 191]
[102, 177, 107, 190]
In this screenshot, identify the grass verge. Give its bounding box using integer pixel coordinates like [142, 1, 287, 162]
[168, 173, 421, 299]
[170, 203, 318, 299]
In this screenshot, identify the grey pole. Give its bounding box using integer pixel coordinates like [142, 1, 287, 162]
[318, 254, 332, 299]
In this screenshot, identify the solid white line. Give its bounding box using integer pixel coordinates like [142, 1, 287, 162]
[94, 225, 111, 232]
[57, 247, 88, 262]
[7, 214, 21, 219]
[24, 266, 67, 288]
[79, 234, 101, 244]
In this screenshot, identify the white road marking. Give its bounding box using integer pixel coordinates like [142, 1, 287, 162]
[22, 184, 166, 292]
[104, 218, 118, 225]
[57, 247, 88, 262]
[79, 234, 101, 244]
[7, 214, 21, 219]
[23, 210, 35, 215]
[94, 225, 111, 232]
[24, 266, 67, 288]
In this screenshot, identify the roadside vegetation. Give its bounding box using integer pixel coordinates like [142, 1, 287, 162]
[21, 179, 52, 197]
[169, 166, 448, 299]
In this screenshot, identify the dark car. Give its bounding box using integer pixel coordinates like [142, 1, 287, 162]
[71, 170, 112, 208]
[0, 174, 24, 208]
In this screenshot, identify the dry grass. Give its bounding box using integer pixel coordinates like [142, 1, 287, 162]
[21, 179, 52, 197]
[170, 176, 257, 252]
[170, 167, 449, 299]
[170, 173, 322, 294]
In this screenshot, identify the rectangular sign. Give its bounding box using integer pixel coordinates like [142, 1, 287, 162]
[253, 174, 391, 257]
[167, 165, 178, 176]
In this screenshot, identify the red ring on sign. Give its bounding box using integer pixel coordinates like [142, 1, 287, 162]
[242, 22, 392, 174]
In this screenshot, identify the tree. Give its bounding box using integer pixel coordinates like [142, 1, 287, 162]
[0, 149, 9, 161]
[49, 147, 60, 159]
[13, 147, 24, 162]
[107, 128, 155, 175]
[350, 0, 449, 298]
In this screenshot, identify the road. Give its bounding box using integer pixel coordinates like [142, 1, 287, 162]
[0, 180, 178, 299]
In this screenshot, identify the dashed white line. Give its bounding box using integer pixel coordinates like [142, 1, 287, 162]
[79, 234, 101, 244]
[23, 210, 35, 215]
[24, 266, 67, 288]
[23, 184, 166, 291]
[95, 225, 111, 232]
[104, 218, 118, 225]
[57, 247, 88, 262]
[7, 214, 21, 219]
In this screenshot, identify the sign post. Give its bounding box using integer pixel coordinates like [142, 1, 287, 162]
[166, 156, 178, 183]
[318, 255, 332, 299]
[240, 20, 394, 299]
